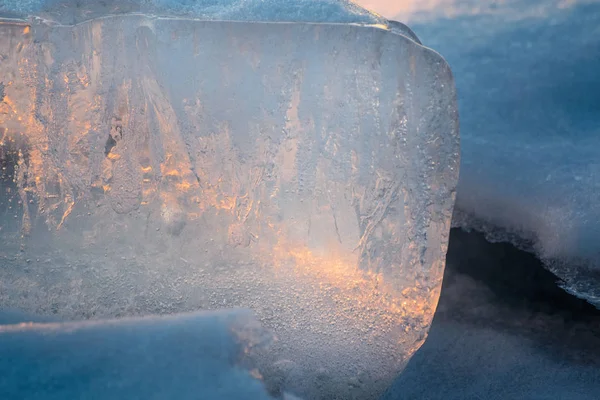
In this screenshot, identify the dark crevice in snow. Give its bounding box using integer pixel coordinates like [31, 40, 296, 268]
[384, 227, 600, 399]
[444, 228, 600, 321]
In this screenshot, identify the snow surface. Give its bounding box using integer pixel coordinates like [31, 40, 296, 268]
[0, 310, 277, 400]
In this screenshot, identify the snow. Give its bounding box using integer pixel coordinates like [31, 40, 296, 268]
[0, 310, 277, 400]
[376, 0, 600, 306]
[0, 1, 459, 398]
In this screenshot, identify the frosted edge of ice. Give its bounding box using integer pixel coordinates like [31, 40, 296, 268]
[0, 0, 426, 44]
[0, 0, 385, 25]
[452, 207, 600, 308]
[388, 20, 422, 44]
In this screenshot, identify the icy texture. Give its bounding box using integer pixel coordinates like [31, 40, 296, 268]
[0, 310, 276, 399]
[380, 0, 600, 306]
[0, 0, 385, 25]
[0, 0, 424, 44]
[0, 8, 458, 400]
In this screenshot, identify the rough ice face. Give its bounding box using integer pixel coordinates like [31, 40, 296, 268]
[0, 0, 423, 44]
[384, 0, 600, 306]
[0, 10, 459, 400]
[0, 0, 386, 25]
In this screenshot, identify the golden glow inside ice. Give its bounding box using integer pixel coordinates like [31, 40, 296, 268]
[0, 17, 458, 400]
[0, 23, 436, 339]
[267, 230, 439, 345]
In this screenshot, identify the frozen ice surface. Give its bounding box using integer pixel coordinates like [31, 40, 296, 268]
[0, 2, 459, 399]
[1, 0, 382, 26]
[381, 0, 600, 306]
[0, 0, 424, 44]
[0, 310, 276, 400]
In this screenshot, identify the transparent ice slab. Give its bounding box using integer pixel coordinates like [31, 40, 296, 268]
[0, 13, 459, 400]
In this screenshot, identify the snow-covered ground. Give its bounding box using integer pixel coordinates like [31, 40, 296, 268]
[384, 228, 600, 400]
[0, 311, 277, 400]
